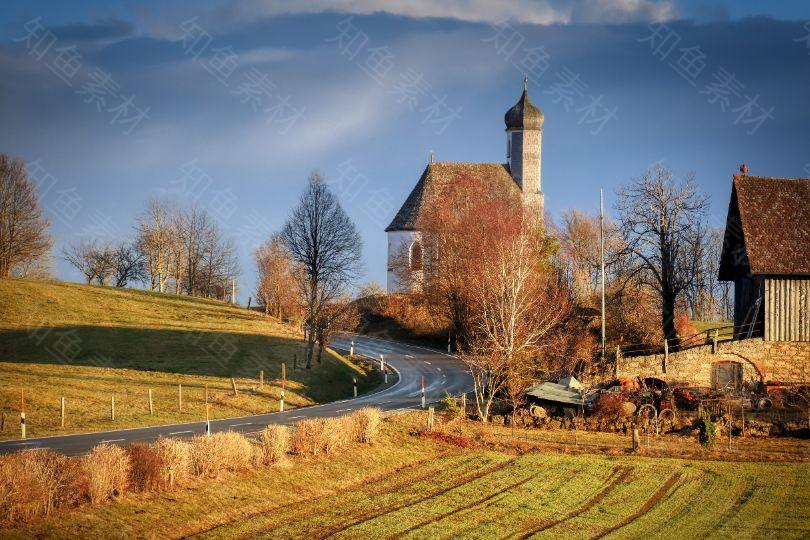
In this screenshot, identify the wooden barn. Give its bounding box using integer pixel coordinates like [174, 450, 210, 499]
[718, 169, 810, 341]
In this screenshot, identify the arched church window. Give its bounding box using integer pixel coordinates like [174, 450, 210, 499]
[410, 241, 423, 271]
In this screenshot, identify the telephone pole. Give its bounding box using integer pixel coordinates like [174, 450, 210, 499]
[600, 189, 606, 362]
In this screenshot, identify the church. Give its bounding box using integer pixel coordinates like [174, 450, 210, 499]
[385, 80, 546, 293]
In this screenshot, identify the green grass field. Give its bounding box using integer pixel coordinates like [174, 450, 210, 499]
[3, 414, 807, 539]
[0, 278, 376, 439]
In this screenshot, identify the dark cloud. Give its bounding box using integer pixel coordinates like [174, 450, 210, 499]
[52, 19, 134, 43]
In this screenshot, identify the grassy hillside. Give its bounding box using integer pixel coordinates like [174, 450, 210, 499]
[0, 278, 375, 439]
[3, 413, 807, 539]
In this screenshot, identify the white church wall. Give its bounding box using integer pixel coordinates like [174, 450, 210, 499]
[386, 230, 424, 293]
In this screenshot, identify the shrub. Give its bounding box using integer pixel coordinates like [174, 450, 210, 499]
[290, 418, 349, 456]
[127, 438, 192, 492]
[437, 392, 461, 416]
[0, 450, 83, 525]
[351, 408, 382, 443]
[592, 394, 626, 419]
[697, 409, 717, 447]
[83, 443, 131, 504]
[258, 425, 289, 465]
[190, 432, 254, 477]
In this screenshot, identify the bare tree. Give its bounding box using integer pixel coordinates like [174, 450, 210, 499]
[314, 297, 359, 364]
[281, 172, 363, 369]
[109, 242, 146, 287]
[255, 232, 298, 319]
[136, 198, 175, 292]
[616, 165, 708, 345]
[62, 240, 114, 285]
[0, 154, 52, 277]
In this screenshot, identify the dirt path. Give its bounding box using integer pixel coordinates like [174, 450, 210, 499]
[514, 466, 634, 539]
[591, 472, 683, 539]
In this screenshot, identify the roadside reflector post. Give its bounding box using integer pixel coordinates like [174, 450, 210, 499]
[421, 376, 426, 409]
[353, 377, 358, 398]
[205, 402, 211, 436]
[20, 389, 26, 439]
[60, 396, 65, 428]
[427, 406, 435, 431]
[350, 341, 354, 356]
[111, 395, 116, 421]
[148, 388, 154, 415]
[178, 384, 183, 412]
[380, 354, 385, 371]
[447, 331, 451, 353]
[280, 362, 286, 412]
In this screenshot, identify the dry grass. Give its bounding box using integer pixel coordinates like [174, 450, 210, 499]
[127, 438, 192, 492]
[0, 449, 82, 525]
[258, 425, 289, 465]
[352, 407, 382, 444]
[83, 443, 131, 504]
[190, 432, 254, 478]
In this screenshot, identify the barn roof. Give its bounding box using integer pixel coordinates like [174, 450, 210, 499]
[385, 162, 519, 232]
[718, 174, 810, 279]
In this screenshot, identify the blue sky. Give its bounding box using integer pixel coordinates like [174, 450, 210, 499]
[1, 1, 809, 301]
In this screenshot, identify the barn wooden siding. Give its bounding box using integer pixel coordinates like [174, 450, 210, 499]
[765, 277, 810, 341]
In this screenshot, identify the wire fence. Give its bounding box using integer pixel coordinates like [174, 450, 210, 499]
[616, 320, 763, 359]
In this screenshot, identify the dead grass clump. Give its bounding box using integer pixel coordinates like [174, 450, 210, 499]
[258, 424, 289, 465]
[190, 432, 254, 477]
[0, 450, 83, 525]
[323, 416, 352, 454]
[291, 418, 326, 456]
[83, 443, 131, 504]
[351, 408, 382, 444]
[128, 438, 192, 491]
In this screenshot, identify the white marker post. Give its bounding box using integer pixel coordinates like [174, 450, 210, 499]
[421, 375, 426, 409]
[350, 341, 355, 356]
[205, 402, 211, 437]
[353, 377, 358, 398]
[20, 389, 26, 439]
[280, 362, 286, 412]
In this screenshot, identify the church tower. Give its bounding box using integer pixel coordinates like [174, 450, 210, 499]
[504, 77, 544, 220]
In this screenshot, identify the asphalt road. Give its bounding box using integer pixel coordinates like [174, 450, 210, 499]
[0, 334, 472, 456]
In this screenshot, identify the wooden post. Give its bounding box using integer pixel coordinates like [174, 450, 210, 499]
[632, 425, 639, 452]
[148, 389, 154, 415]
[741, 400, 746, 438]
[111, 395, 116, 420]
[20, 389, 26, 439]
[728, 402, 732, 451]
[178, 384, 183, 412]
[712, 329, 719, 354]
[61, 397, 65, 428]
[205, 384, 209, 404]
[427, 406, 435, 431]
[259, 370, 264, 389]
[461, 393, 466, 416]
[615, 345, 621, 378]
[231, 378, 238, 396]
[663, 339, 669, 373]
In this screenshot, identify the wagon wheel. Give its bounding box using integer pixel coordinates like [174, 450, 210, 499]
[658, 408, 676, 433]
[636, 404, 658, 434]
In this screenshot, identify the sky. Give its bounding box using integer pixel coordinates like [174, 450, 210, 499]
[1, 1, 809, 302]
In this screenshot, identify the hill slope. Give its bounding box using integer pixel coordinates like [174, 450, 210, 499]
[0, 279, 373, 439]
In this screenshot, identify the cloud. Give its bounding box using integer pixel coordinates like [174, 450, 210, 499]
[219, 0, 679, 26]
[51, 19, 134, 44]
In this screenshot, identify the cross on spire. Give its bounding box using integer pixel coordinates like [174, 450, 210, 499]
[523, 74, 528, 91]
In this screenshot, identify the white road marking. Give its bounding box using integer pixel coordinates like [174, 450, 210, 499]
[424, 361, 431, 365]
[101, 439, 125, 443]
[437, 367, 442, 371]
[231, 422, 253, 427]
[168, 430, 192, 436]
[405, 354, 414, 358]
[288, 415, 304, 419]
[335, 408, 351, 413]
[7, 441, 39, 446]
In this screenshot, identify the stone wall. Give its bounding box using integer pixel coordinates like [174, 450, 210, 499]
[615, 338, 810, 387]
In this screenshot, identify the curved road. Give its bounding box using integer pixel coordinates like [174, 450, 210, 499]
[0, 334, 472, 456]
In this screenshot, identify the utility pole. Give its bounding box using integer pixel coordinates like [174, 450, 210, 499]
[600, 188, 606, 362]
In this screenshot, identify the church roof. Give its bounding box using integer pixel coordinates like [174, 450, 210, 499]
[504, 89, 543, 131]
[718, 174, 810, 279]
[385, 162, 519, 232]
